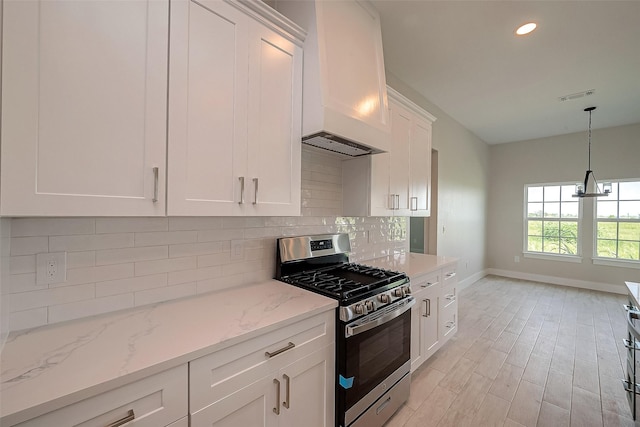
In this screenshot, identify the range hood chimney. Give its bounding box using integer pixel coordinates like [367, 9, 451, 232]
[275, 0, 391, 156]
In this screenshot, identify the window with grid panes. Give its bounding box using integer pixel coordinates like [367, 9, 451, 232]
[525, 184, 580, 256]
[595, 180, 640, 261]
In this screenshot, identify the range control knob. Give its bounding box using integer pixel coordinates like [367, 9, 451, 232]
[404, 286, 411, 294]
[355, 304, 364, 315]
[378, 294, 390, 304]
[394, 288, 404, 297]
[365, 301, 374, 311]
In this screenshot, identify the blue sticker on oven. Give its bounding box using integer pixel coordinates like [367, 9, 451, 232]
[339, 374, 354, 389]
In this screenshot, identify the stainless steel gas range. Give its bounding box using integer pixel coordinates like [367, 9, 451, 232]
[276, 233, 414, 427]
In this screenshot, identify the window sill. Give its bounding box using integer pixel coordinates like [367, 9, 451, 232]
[523, 252, 583, 263]
[592, 258, 640, 270]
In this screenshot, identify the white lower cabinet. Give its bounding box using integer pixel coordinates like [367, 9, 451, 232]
[410, 264, 458, 372]
[14, 365, 188, 427]
[189, 311, 335, 427]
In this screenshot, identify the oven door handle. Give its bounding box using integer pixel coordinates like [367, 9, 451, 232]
[345, 298, 415, 338]
[628, 309, 640, 342]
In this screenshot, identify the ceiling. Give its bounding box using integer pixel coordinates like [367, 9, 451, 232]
[371, 0, 640, 144]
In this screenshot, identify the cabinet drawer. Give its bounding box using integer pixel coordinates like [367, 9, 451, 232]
[15, 365, 187, 427]
[411, 271, 440, 294]
[190, 311, 334, 413]
[440, 301, 457, 339]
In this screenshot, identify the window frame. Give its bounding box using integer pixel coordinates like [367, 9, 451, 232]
[523, 182, 583, 262]
[593, 178, 640, 268]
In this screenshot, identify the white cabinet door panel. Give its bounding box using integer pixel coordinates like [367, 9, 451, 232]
[247, 24, 302, 216]
[389, 101, 412, 215]
[1, 0, 168, 216]
[410, 118, 432, 215]
[168, 0, 248, 216]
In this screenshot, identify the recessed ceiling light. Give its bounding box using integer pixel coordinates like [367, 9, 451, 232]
[516, 22, 537, 36]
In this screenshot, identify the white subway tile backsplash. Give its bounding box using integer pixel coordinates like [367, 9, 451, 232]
[135, 257, 197, 276]
[3, 148, 408, 329]
[134, 282, 197, 307]
[134, 231, 198, 247]
[63, 264, 134, 287]
[95, 218, 168, 234]
[9, 284, 95, 312]
[49, 233, 134, 252]
[9, 308, 48, 331]
[10, 237, 48, 256]
[169, 241, 226, 258]
[48, 294, 134, 324]
[168, 217, 222, 231]
[96, 273, 167, 297]
[96, 246, 168, 266]
[11, 218, 95, 237]
[10, 255, 36, 275]
[67, 251, 96, 269]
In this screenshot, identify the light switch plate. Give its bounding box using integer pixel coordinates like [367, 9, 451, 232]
[36, 252, 67, 286]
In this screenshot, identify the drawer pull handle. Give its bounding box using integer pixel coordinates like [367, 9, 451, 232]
[622, 379, 640, 395]
[273, 379, 281, 415]
[152, 167, 159, 203]
[420, 281, 439, 288]
[106, 410, 135, 427]
[445, 272, 456, 278]
[445, 294, 456, 301]
[265, 342, 295, 358]
[283, 374, 291, 409]
[410, 196, 418, 211]
[446, 321, 455, 329]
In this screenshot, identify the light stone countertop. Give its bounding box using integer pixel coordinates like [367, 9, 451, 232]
[0, 280, 337, 425]
[363, 252, 458, 279]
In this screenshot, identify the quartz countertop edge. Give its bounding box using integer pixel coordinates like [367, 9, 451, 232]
[0, 279, 337, 425]
[363, 252, 458, 279]
[626, 281, 640, 307]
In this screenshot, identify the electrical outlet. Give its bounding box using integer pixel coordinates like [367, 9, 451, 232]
[514, 255, 520, 263]
[36, 252, 67, 285]
[231, 239, 244, 261]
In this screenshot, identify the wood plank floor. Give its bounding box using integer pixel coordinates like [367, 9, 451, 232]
[385, 275, 635, 427]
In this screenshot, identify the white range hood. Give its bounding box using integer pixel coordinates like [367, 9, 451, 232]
[276, 0, 391, 156]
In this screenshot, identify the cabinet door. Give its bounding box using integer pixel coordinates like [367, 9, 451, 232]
[410, 117, 432, 216]
[167, 0, 248, 216]
[278, 345, 335, 427]
[1, 0, 168, 216]
[246, 23, 302, 216]
[420, 284, 440, 360]
[388, 100, 412, 215]
[190, 375, 278, 427]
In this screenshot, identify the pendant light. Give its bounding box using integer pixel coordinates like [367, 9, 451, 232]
[572, 107, 611, 198]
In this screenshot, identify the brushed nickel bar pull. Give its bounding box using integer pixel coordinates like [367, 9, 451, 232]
[238, 177, 245, 204]
[388, 194, 395, 210]
[395, 194, 400, 210]
[265, 342, 295, 358]
[152, 167, 159, 203]
[283, 374, 291, 409]
[253, 178, 259, 204]
[445, 272, 457, 278]
[422, 298, 430, 317]
[273, 379, 281, 415]
[105, 409, 135, 427]
[421, 281, 439, 288]
[410, 196, 418, 211]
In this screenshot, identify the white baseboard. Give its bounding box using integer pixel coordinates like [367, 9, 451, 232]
[486, 268, 627, 295]
[458, 270, 488, 291]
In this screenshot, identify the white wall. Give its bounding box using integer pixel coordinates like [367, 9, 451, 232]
[488, 123, 640, 293]
[2, 148, 409, 332]
[386, 73, 490, 287]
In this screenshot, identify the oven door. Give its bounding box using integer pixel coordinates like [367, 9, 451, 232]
[338, 297, 414, 424]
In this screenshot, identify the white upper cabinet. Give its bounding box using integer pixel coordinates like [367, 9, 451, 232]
[1, 0, 169, 216]
[342, 88, 435, 217]
[168, 0, 303, 216]
[276, 0, 390, 153]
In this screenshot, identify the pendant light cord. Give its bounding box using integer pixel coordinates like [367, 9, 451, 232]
[588, 108, 592, 170]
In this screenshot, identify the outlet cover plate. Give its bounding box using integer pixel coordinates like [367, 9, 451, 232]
[36, 252, 67, 286]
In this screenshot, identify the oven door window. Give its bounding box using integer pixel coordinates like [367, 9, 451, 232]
[342, 309, 411, 409]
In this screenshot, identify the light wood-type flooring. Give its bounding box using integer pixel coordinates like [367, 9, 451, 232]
[385, 275, 635, 427]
